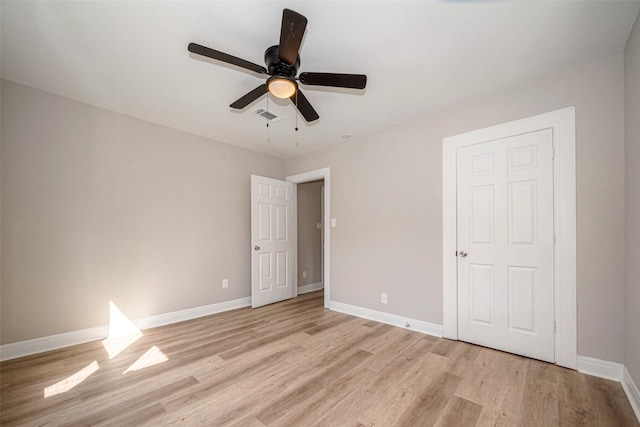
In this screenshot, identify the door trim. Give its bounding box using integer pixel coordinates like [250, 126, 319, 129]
[287, 168, 331, 309]
[442, 107, 576, 369]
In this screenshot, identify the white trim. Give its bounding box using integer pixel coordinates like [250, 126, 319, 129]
[291, 179, 299, 299]
[286, 167, 331, 309]
[133, 297, 250, 330]
[0, 297, 251, 361]
[298, 282, 324, 295]
[622, 366, 640, 422]
[320, 185, 325, 286]
[577, 355, 623, 381]
[330, 301, 442, 338]
[442, 107, 577, 369]
[0, 325, 109, 362]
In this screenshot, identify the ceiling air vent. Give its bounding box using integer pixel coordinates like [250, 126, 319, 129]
[252, 108, 283, 123]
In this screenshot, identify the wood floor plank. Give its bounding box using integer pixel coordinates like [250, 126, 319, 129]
[217, 326, 311, 360]
[0, 388, 82, 426]
[313, 339, 439, 427]
[454, 347, 524, 409]
[358, 327, 423, 372]
[1, 290, 638, 427]
[517, 362, 560, 427]
[443, 340, 482, 377]
[398, 352, 449, 396]
[60, 375, 200, 427]
[102, 402, 166, 427]
[584, 374, 640, 426]
[434, 395, 483, 426]
[162, 346, 305, 412]
[357, 386, 418, 427]
[268, 366, 372, 427]
[162, 382, 283, 426]
[255, 349, 372, 425]
[491, 352, 530, 427]
[227, 417, 267, 427]
[394, 371, 463, 426]
[557, 367, 598, 425]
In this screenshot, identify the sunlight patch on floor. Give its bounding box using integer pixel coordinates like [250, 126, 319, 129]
[123, 345, 169, 374]
[102, 301, 143, 359]
[44, 361, 99, 398]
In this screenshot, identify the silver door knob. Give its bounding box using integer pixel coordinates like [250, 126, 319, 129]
[254, 245, 260, 250]
[459, 251, 468, 257]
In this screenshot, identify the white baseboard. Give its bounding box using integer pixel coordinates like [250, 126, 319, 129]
[329, 301, 442, 338]
[0, 325, 110, 363]
[0, 297, 251, 362]
[298, 282, 324, 295]
[132, 297, 250, 330]
[622, 366, 640, 423]
[577, 355, 624, 381]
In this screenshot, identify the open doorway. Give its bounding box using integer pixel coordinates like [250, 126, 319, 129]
[287, 167, 331, 308]
[296, 180, 324, 295]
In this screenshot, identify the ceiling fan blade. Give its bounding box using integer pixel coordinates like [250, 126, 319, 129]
[290, 89, 319, 122]
[278, 9, 307, 66]
[188, 43, 267, 74]
[299, 72, 367, 89]
[230, 84, 268, 109]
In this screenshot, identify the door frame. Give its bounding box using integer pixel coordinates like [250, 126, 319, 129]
[442, 107, 576, 369]
[287, 168, 331, 308]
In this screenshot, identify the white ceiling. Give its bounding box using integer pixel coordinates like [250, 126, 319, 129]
[2, 1, 639, 159]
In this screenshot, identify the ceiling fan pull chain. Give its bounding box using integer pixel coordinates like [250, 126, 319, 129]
[294, 92, 299, 147]
[295, 91, 299, 132]
[266, 94, 271, 143]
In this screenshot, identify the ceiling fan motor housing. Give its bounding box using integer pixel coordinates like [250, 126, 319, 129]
[264, 45, 299, 78]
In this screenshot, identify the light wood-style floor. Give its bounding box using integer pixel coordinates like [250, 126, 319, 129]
[1, 291, 638, 426]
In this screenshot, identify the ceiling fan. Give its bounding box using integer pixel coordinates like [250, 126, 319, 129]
[187, 8, 367, 122]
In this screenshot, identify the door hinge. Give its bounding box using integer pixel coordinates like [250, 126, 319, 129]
[552, 145, 556, 159]
[553, 234, 556, 246]
[554, 321, 557, 333]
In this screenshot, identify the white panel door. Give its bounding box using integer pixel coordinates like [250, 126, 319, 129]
[251, 175, 294, 308]
[456, 129, 554, 362]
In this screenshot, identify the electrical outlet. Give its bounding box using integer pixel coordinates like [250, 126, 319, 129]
[302, 271, 307, 278]
[222, 279, 229, 288]
[381, 292, 388, 304]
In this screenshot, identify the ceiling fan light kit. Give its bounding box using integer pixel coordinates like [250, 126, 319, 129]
[187, 8, 367, 123]
[267, 76, 297, 99]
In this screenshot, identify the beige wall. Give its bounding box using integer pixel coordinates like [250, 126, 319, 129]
[296, 181, 323, 287]
[286, 55, 626, 363]
[625, 14, 640, 383]
[0, 80, 284, 344]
